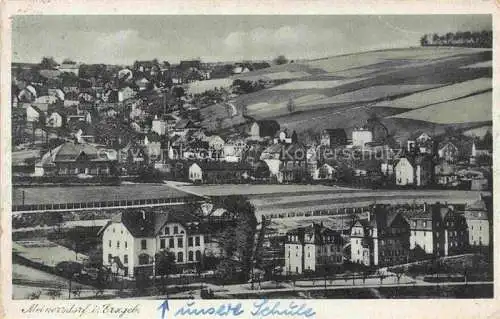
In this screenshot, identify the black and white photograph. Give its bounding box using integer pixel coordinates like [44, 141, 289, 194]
[8, 13, 493, 302]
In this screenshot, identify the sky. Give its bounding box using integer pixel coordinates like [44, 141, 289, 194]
[12, 15, 492, 65]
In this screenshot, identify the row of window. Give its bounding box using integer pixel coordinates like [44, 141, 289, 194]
[411, 231, 439, 238]
[160, 225, 183, 236]
[108, 253, 128, 264]
[380, 249, 406, 257]
[140, 237, 201, 250]
[109, 240, 128, 249]
[59, 167, 110, 174]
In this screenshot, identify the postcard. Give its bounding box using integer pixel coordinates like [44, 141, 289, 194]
[1, 1, 499, 318]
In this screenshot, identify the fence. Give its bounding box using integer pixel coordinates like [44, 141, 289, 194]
[13, 196, 189, 213]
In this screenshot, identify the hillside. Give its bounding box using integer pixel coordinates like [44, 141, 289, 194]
[199, 47, 492, 141]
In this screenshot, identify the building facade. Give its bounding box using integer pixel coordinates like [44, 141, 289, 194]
[100, 210, 206, 278]
[285, 223, 344, 274]
[350, 205, 410, 267]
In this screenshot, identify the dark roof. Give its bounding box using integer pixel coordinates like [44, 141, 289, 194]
[323, 128, 347, 137]
[194, 161, 251, 171]
[287, 223, 342, 245]
[175, 119, 195, 129]
[256, 120, 280, 137]
[369, 205, 407, 231]
[261, 143, 306, 160]
[118, 208, 205, 238]
[53, 142, 112, 162]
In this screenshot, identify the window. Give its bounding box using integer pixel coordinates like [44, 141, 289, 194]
[165, 227, 170, 235]
[177, 252, 183, 262]
[413, 221, 417, 227]
[195, 250, 201, 261]
[108, 254, 112, 262]
[124, 254, 128, 264]
[195, 236, 200, 246]
[424, 232, 426, 237]
[178, 238, 183, 248]
[436, 232, 439, 238]
[188, 237, 193, 247]
[160, 239, 165, 249]
[188, 251, 194, 261]
[109, 240, 112, 248]
[174, 226, 179, 234]
[422, 221, 427, 228]
[125, 241, 127, 248]
[117, 241, 120, 248]
[141, 240, 147, 250]
[113, 228, 115, 233]
[169, 238, 174, 248]
[139, 254, 150, 265]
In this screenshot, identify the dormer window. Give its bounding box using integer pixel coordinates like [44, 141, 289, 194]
[165, 227, 169, 235]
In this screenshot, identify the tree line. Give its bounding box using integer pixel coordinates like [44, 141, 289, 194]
[420, 31, 492, 48]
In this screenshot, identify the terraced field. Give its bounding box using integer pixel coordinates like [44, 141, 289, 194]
[373, 77, 492, 109]
[390, 91, 492, 124]
[200, 47, 492, 138]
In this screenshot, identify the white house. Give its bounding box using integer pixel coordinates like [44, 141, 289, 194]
[273, 130, 292, 144]
[205, 135, 225, 151]
[59, 62, 80, 76]
[315, 163, 336, 180]
[223, 141, 246, 163]
[26, 105, 41, 123]
[394, 158, 414, 186]
[135, 78, 150, 91]
[118, 87, 137, 102]
[352, 128, 373, 148]
[46, 111, 63, 128]
[188, 163, 203, 183]
[152, 115, 167, 136]
[464, 199, 490, 247]
[438, 142, 459, 162]
[394, 156, 432, 186]
[100, 210, 206, 278]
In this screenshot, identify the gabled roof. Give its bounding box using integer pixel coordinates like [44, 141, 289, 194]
[175, 119, 195, 129]
[194, 161, 251, 171]
[322, 128, 347, 137]
[287, 223, 343, 245]
[255, 120, 280, 137]
[53, 142, 112, 162]
[101, 208, 205, 239]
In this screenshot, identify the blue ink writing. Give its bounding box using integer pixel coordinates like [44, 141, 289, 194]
[158, 299, 169, 319]
[251, 298, 316, 318]
[174, 301, 244, 317]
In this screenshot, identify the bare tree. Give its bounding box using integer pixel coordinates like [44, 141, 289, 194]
[287, 98, 295, 113]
